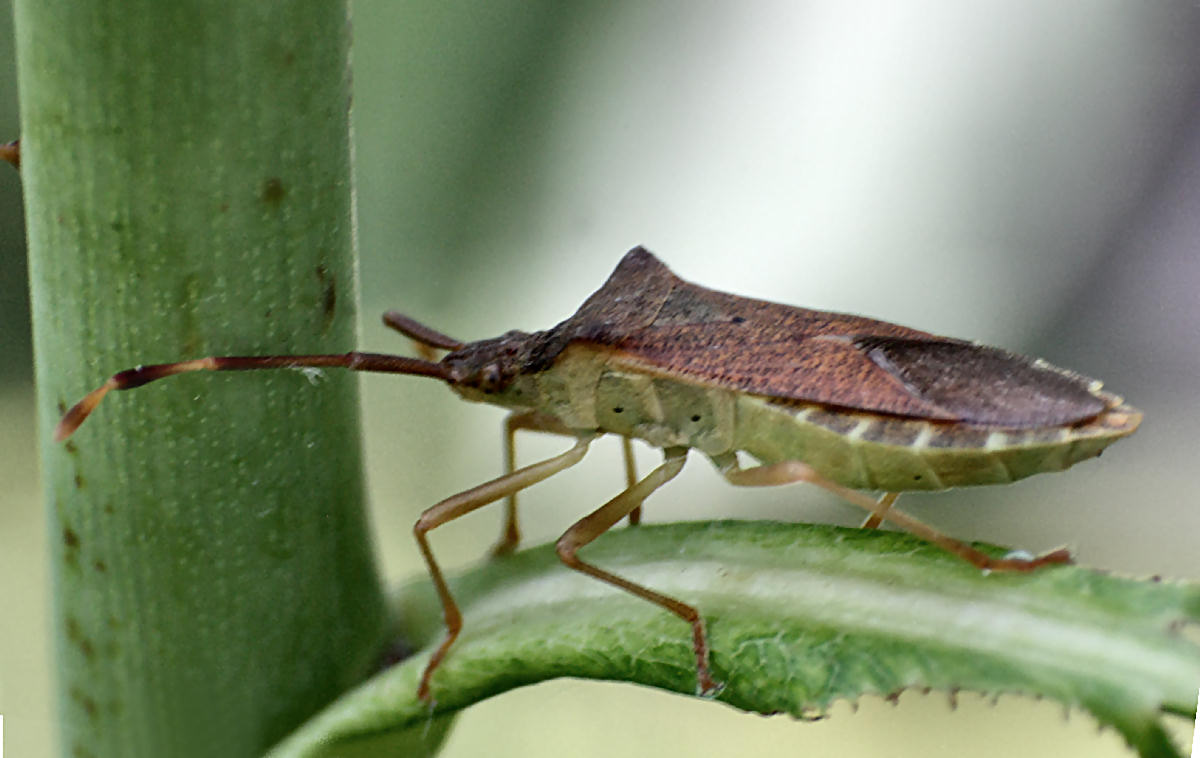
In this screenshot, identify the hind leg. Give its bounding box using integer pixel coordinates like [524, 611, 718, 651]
[712, 454, 1070, 572]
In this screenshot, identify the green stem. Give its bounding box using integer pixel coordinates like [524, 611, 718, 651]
[16, 3, 388, 756]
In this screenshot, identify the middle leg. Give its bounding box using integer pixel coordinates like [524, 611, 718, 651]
[860, 492, 899, 529]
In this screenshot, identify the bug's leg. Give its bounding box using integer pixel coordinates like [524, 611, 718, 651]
[492, 410, 576, 556]
[860, 492, 900, 529]
[713, 455, 1071, 572]
[415, 436, 593, 701]
[412, 342, 440, 363]
[622, 437, 642, 525]
[495, 412, 526, 555]
[0, 138, 19, 169]
[555, 447, 721, 696]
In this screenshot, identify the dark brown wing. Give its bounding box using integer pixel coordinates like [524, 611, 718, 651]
[853, 336, 1106, 427]
[538, 247, 1106, 428]
[610, 324, 956, 419]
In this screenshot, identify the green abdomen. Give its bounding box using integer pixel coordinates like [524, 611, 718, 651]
[734, 395, 1141, 492]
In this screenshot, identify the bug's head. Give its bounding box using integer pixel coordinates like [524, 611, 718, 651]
[441, 330, 539, 407]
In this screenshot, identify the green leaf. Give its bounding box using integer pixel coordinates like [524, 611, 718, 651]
[266, 521, 1200, 758]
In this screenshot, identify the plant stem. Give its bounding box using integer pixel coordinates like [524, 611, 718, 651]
[15, 2, 387, 756]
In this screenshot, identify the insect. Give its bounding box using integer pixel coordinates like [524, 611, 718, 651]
[56, 246, 1142, 699]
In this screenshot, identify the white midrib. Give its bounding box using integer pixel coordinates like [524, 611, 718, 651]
[464, 558, 1195, 706]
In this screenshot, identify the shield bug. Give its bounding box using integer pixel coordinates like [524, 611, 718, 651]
[56, 246, 1142, 699]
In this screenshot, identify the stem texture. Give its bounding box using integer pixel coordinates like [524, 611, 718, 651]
[15, 3, 386, 756]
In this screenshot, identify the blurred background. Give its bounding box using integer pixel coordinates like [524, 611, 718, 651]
[3, 1, 1199, 756]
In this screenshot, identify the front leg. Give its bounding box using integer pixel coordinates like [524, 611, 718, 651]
[415, 435, 592, 700]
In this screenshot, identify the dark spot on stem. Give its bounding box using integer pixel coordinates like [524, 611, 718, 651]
[72, 739, 99, 758]
[260, 177, 285, 205]
[65, 616, 96, 661]
[63, 526, 80, 548]
[315, 264, 337, 331]
[68, 685, 99, 722]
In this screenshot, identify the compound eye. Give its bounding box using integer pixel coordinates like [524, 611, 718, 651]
[480, 363, 502, 392]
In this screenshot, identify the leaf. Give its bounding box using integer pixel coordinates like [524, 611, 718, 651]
[265, 521, 1200, 758]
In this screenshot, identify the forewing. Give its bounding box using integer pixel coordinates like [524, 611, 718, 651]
[546, 248, 1106, 428]
[570, 250, 954, 419]
[857, 336, 1107, 427]
[608, 323, 958, 420]
[609, 325, 1106, 428]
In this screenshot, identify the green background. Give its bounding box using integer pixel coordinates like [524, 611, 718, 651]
[2, 1, 1198, 756]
